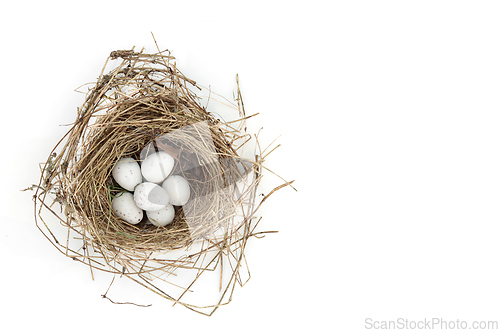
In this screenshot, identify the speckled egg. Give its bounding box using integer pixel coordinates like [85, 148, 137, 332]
[134, 182, 169, 211]
[147, 204, 175, 227]
[141, 151, 175, 183]
[111, 192, 143, 225]
[162, 175, 191, 206]
[111, 157, 142, 191]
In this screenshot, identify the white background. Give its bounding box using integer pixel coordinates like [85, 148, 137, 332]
[2, 0, 500, 332]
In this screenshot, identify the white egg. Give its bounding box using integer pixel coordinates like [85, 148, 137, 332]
[141, 151, 175, 183]
[112, 157, 142, 191]
[111, 192, 143, 225]
[162, 175, 191, 206]
[147, 204, 175, 227]
[134, 182, 169, 211]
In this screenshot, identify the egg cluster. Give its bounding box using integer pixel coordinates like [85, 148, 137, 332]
[110, 151, 191, 227]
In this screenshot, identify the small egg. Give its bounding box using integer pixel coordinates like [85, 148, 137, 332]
[162, 175, 191, 206]
[112, 157, 142, 191]
[147, 204, 175, 227]
[141, 151, 175, 183]
[111, 192, 143, 225]
[134, 182, 169, 211]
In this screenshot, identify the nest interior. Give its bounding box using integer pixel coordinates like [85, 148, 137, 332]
[32, 48, 293, 316]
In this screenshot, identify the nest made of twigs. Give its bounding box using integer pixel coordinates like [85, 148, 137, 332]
[31, 46, 293, 315]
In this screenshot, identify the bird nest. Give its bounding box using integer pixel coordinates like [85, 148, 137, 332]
[31, 47, 293, 315]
